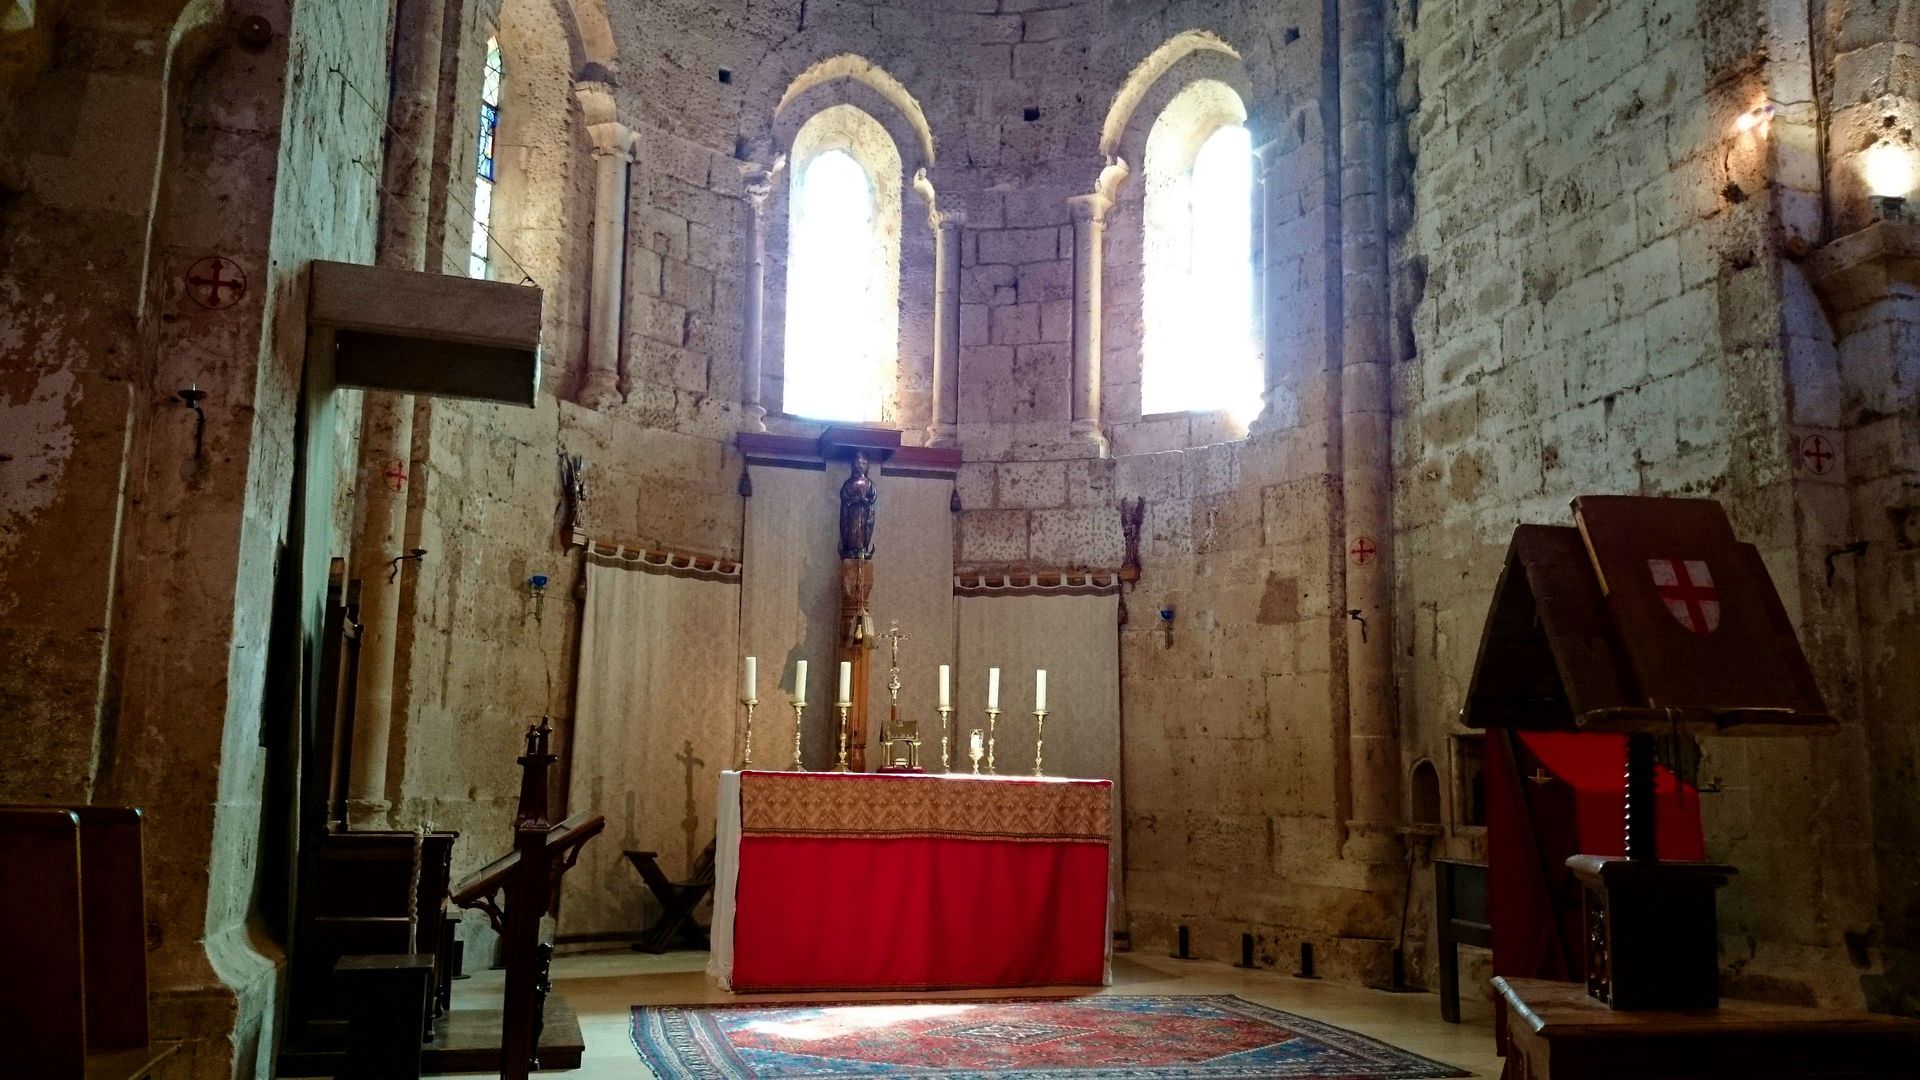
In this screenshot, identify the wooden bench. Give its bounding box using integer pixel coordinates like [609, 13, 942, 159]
[0, 805, 174, 1080]
[625, 839, 716, 953]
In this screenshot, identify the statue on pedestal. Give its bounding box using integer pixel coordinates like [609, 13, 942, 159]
[839, 451, 877, 560]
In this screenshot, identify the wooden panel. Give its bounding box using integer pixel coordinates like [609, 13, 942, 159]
[308, 261, 541, 351]
[0, 807, 87, 1075]
[75, 808, 148, 1053]
[1572, 495, 1830, 722]
[332, 331, 539, 407]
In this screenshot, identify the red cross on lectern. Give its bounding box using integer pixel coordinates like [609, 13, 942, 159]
[1349, 536, 1377, 565]
[185, 256, 247, 310]
[1649, 557, 1721, 636]
[383, 459, 409, 491]
[1799, 433, 1835, 475]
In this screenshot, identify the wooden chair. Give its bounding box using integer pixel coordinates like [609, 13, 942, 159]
[1434, 858, 1492, 1023]
[624, 839, 717, 953]
[0, 805, 173, 1080]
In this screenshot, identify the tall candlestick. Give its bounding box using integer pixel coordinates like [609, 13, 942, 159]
[987, 666, 1001, 710]
[938, 664, 951, 709]
[1035, 668, 1047, 712]
[837, 659, 852, 704]
[790, 700, 808, 771]
[834, 702, 852, 771]
[793, 659, 808, 705]
[744, 655, 757, 702]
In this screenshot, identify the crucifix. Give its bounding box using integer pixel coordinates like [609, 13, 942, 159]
[878, 621, 922, 771]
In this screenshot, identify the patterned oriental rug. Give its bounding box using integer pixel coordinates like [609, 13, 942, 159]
[630, 994, 1470, 1078]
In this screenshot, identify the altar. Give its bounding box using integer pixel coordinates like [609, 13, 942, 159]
[707, 770, 1114, 993]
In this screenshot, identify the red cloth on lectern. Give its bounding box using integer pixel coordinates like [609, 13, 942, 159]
[730, 834, 1109, 992]
[1487, 731, 1705, 983]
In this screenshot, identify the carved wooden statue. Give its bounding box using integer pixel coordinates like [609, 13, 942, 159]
[839, 451, 877, 560]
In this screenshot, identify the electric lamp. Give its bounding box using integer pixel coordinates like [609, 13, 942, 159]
[1861, 140, 1917, 221]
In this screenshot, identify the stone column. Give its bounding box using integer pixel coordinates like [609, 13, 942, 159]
[577, 82, 635, 408]
[927, 209, 964, 446]
[1337, 0, 1400, 860]
[347, 0, 446, 824]
[741, 168, 774, 431]
[1068, 193, 1112, 452]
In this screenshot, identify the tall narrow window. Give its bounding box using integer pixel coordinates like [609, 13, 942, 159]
[1142, 82, 1260, 422]
[781, 105, 901, 423]
[469, 38, 503, 279]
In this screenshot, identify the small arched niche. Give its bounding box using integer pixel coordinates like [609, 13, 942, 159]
[1410, 758, 1443, 826]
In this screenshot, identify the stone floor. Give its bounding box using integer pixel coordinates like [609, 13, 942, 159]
[443, 948, 1506, 1078]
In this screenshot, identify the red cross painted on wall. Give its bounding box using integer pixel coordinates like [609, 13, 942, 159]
[383, 459, 409, 491]
[185, 256, 247, 310]
[1349, 536, 1377, 566]
[1799, 433, 1836, 475]
[1649, 557, 1720, 636]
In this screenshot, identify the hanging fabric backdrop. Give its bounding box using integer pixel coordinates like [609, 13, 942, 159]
[564, 554, 741, 938]
[956, 592, 1123, 927]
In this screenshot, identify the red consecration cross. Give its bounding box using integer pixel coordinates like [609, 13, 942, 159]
[1656, 558, 1717, 633]
[1801, 434, 1835, 474]
[187, 257, 245, 309]
[383, 460, 408, 491]
[1350, 536, 1377, 565]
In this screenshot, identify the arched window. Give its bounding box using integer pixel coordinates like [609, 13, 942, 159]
[468, 37, 503, 279]
[1141, 81, 1260, 422]
[781, 105, 901, 423]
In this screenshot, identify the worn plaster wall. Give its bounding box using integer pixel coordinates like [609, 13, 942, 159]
[1, 0, 389, 1075]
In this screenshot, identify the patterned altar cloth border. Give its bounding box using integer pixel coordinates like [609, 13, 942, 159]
[738, 771, 1111, 843]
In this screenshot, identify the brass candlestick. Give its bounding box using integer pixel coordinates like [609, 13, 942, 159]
[834, 702, 852, 772]
[790, 701, 807, 771]
[1032, 708, 1048, 776]
[968, 729, 985, 774]
[985, 707, 1001, 774]
[937, 705, 953, 771]
[742, 697, 757, 768]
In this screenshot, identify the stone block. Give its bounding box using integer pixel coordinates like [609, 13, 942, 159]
[992, 302, 1042, 345]
[959, 508, 1030, 562]
[1030, 505, 1123, 566]
[977, 226, 1060, 265]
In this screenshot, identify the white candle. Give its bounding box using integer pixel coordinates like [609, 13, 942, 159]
[938, 664, 951, 709]
[838, 660, 852, 704]
[793, 659, 808, 704]
[744, 656, 757, 701]
[1035, 669, 1047, 712]
[987, 667, 1000, 710]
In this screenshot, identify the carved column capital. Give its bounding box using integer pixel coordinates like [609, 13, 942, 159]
[930, 208, 968, 233]
[575, 81, 638, 159]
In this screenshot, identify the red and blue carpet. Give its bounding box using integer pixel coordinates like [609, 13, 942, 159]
[630, 994, 1469, 1078]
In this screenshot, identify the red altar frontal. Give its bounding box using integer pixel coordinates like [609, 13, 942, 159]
[707, 770, 1114, 993]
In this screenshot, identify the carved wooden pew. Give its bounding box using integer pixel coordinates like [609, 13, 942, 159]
[447, 720, 603, 1080]
[0, 805, 173, 1080]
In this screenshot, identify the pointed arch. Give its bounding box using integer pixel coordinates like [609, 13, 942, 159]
[1101, 29, 1243, 161]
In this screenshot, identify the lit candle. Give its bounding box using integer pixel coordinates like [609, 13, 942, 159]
[1035, 669, 1047, 712]
[793, 659, 808, 705]
[987, 667, 1000, 710]
[938, 664, 951, 709]
[838, 660, 852, 704]
[744, 656, 757, 701]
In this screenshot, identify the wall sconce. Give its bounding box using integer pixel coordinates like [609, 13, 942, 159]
[528, 573, 550, 621]
[387, 547, 427, 583]
[1862, 140, 1917, 221]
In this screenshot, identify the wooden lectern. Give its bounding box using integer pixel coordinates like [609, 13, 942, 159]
[1463, 496, 1835, 1011]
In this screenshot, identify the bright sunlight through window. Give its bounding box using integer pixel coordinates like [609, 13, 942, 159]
[783, 149, 889, 423]
[468, 38, 502, 280]
[1142, 122, 1261, 422]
